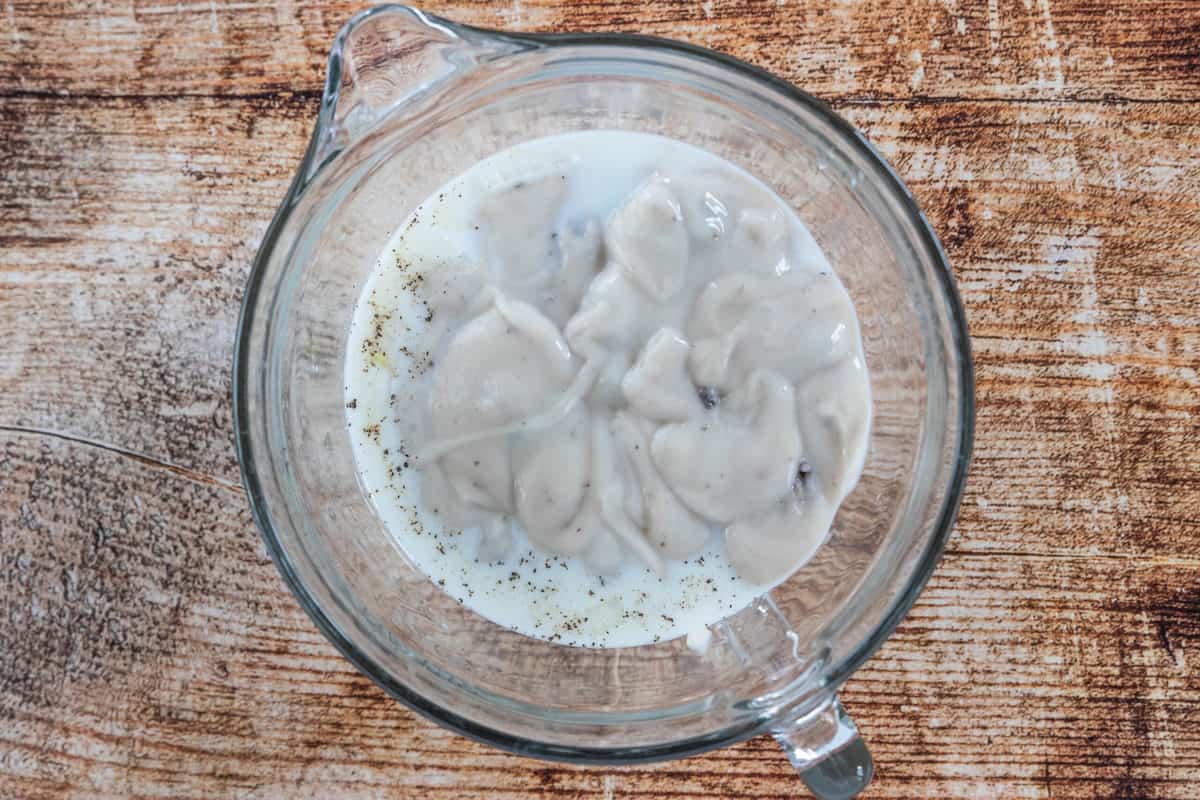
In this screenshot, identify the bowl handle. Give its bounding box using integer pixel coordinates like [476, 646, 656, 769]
[772, 695, 874, 799]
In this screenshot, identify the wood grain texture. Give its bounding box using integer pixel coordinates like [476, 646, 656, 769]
[2, 1, 1199, 798]
[3, 0, 1200, 101]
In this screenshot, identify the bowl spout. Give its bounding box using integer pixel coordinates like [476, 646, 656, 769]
[304, 5, 520, 183]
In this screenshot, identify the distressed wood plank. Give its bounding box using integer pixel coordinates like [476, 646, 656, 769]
[0, 94, 314, 480]
[2, 0, 1199, 102]
[0, 433, 1197, 799]
[840, 100, 1200, 562]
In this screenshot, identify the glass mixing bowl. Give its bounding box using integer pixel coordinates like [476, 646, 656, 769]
[233, 6, 974, 797]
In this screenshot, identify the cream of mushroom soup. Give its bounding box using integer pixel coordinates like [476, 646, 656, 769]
[345, 132, 870, 647]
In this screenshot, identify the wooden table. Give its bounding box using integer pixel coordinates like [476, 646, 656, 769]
[3, 1, 1198, 797]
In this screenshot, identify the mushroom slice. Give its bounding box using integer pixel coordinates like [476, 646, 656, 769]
[622, 328, 704, 422]
[725, 495, 835, 585]
[607, 175, 689, 301]
[613, 412, 710, 560]
[426, 294, 576, 514]
[651, 369, 801, 523]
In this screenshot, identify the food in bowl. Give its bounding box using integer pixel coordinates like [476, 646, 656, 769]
[344, 130, 870, 648]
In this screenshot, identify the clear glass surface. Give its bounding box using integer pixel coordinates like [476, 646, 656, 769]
[234, 3, 974, 773]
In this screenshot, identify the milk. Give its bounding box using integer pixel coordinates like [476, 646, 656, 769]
[344, 132, 866, 648]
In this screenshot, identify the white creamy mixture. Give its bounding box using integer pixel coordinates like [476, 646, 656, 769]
[345, 132, 870, 648]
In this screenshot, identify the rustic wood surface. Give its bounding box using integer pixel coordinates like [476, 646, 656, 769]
[2, 1, 1199, 798]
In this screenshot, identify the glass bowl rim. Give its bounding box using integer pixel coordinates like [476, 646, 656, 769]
[232, 7, 976, 765]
